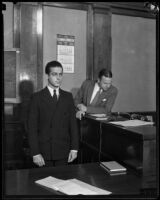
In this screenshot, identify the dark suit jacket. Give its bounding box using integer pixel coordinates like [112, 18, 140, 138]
[74, 80, 118, 115]
[28, 87, 79, 160]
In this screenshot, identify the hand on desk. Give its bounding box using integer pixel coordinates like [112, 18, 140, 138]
[33, 154, 45, 167]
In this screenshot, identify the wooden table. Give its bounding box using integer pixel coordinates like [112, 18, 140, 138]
[79, 115, 157, 194]
[80, 115, 156, 172]
[4, 163, 151, 197]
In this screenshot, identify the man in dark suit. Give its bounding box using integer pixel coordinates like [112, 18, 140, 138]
[28, 61, 79, 167]
[74, 69, 118, 119]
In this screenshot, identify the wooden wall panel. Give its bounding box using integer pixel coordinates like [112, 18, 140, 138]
[3, 2, 13, 50]
[111, 14, 156, 112]
[93, 9, 111, 80]
[86, 5, 94, 80]
[4, 51, 16, 98]
[19, 4, 38, 92]
[4, 121, 24, 169]
[43, 6, 87, 95]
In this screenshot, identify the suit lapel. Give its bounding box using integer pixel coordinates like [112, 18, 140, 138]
[54, 89, 66, 113]
[41, 87, 56, 109]
[40, 88, 67, 116]
[97, 91, 106, 104]
[41, 87, 52, 101]
[96, 85, 113, 104]
[57, 89, 64, 105]
[87, 81, 95, 105]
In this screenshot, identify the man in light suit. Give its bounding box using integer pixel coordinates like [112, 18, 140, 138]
[74, 69, 118, 119]
[28, 61, 79, 167]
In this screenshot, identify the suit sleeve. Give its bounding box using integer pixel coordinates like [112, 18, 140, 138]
[69, 93, 79, 150]
[28, 94, 40, 156]
[86, 87, 118, 115]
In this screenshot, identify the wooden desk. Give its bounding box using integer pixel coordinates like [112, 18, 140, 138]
[101, 122, 156, 170]
[4, 163, 153, 196]
[79, 115, 157, 190]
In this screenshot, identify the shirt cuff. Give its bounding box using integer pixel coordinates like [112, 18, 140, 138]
[70, 150, 78, 153]
[33, 154, 41, 158]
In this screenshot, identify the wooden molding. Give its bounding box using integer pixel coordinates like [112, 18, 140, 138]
[13, 3, 20, 48]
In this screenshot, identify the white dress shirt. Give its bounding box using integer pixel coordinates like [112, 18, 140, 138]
[90, 82, 102, 104]
[47, 85, 59, 98]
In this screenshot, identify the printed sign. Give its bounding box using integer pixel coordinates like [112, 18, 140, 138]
[57, 34, 75, 73]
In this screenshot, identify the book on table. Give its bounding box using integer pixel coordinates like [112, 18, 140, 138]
[100, 161, 127, 175]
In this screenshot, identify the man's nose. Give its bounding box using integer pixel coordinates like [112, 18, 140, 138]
[57, 74, 61, 79]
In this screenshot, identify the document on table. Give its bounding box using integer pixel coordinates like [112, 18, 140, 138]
[35, 176, 64, 189]
[108, 119, 154, 127]
[35, 176, 112, 195]
[89, 114, 109, 121]
[89, 113, 107, 118]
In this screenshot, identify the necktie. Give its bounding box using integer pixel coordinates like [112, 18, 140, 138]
[53, 89, 58, 102]
[90, 89, 101, 106]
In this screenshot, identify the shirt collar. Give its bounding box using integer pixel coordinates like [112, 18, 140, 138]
[95, 82, 100, 89]
[95, 82, 103, 93]
[47, 85, 59, 96]
[95, 82, 101, 91]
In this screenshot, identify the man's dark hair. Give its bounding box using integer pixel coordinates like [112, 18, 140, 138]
[45, 61, 63, 74]
[98, 68, 112, 79]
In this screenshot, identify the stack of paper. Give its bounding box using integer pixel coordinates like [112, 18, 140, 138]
[35, 176, 112, 195]
[89, 113, 109, 121]
[108, 119, 154, 127]
[100, 161, 127, 175]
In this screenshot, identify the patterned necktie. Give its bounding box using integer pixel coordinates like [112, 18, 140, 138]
[53, 89, 58, 102]
[90, 89, 101, 106]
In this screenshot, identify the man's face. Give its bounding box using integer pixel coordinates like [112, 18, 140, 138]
[48, 67, 63, 88]
[98, 76, 112, 91]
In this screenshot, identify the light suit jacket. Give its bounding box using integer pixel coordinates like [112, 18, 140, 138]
[74, 80, 118, 115]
